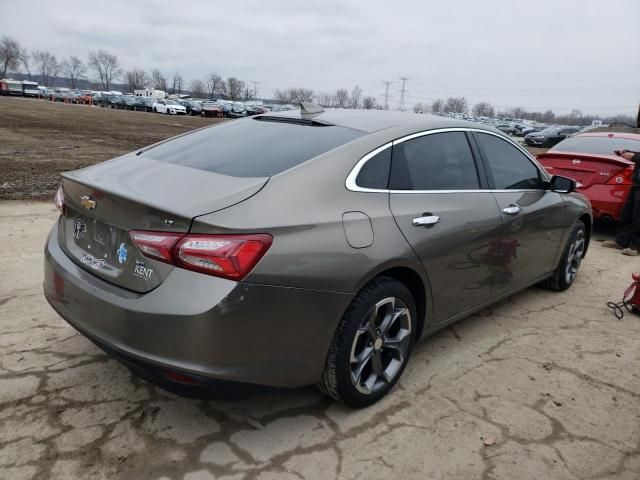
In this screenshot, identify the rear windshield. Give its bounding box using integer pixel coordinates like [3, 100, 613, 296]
[142, 118, 364, 177]
[551, 136, 640, 155]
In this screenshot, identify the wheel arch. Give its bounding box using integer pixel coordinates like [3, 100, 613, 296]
[356, 265, 430, 341]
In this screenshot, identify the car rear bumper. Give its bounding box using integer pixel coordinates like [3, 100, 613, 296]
[577, 184, 628, 220]
[43, 220, 352, 388]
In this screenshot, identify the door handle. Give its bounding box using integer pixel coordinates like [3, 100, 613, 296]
[412, 215, 440, 226]
[502, 205, 521, 216]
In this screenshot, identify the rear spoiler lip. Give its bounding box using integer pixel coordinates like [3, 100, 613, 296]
[536, 150, 634, 166]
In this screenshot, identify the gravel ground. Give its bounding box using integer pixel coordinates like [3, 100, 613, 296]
[0, 201, 639, 480]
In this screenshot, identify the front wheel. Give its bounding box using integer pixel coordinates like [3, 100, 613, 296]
[543, 220, 586, 291]
[318, 277, 417, 408]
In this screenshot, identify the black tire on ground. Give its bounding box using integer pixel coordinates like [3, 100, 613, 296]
[543, 220, 586, 291]
[318, 276, 417, 408]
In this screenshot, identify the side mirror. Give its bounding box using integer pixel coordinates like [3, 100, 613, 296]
[550, 175, 576, 193]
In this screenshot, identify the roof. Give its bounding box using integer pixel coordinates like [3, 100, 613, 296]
[259, 108, 496, 134]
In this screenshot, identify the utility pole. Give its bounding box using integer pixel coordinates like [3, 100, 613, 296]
[398, 76, 408, 111]
[251, 81, 260, 99]
[382, 80, 393, 110]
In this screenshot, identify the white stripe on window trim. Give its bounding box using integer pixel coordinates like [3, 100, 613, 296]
[345, 127, 551, 193]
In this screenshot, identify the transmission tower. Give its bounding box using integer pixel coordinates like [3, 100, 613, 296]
[398, 76, 409, 111]
[382, 80, 393, 110]
[251, 81, 260, 99]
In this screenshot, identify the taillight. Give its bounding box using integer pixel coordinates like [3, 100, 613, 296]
[129, 231, 272, 281]
[174, 234, 272, 280]
[130, 231, 183, 263]
[607, 166, 634, 186]
[54, 186, 65, 214]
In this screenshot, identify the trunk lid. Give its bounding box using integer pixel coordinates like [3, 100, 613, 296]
[59, 154, 268, 292]
[537, 151, 632, 188]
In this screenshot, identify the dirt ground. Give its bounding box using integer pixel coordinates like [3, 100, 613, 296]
[0, 97, 225, 200]
[1, 97, 639, 479]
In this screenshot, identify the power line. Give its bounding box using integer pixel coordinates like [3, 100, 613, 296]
[381, 80, 393, 110]
[398, 76, 409, 111]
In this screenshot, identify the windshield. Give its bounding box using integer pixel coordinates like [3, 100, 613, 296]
[166, 100, 180, 105]
[551, 136, 640, 155]
[142, 118, 364, 177]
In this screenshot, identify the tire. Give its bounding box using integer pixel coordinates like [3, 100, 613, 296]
[543, 220, 586, 291]
[318, 277, 417, 408]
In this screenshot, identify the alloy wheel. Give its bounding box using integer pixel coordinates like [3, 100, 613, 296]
[349, 297, 412, 395]
[565, 229, 585, 284]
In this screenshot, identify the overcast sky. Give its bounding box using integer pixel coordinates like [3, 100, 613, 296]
[2, 0, 639, 116]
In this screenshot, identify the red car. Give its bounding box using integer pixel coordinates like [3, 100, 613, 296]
[537, 131, 640, 221]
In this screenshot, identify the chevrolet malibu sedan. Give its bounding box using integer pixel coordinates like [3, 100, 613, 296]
[44, 108, 591, 407]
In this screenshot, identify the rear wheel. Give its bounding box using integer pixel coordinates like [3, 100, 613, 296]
[319, 277, 417, 407]
[543, 220, 586, 291]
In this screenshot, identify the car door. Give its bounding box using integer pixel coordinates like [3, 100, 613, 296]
[472, 132, 565, 296]
[388, 131, 504, 323]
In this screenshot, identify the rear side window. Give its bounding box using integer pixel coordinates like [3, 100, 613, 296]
[475, 133, 543, 189]
[551, 136, 640, 155]
[142, 118, 364, 177]
[389, 132, 480, 190]
[356, 147, 391, 189]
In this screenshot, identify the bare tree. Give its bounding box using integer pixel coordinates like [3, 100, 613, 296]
[0, 35, 21, 78]
[243, 85, 254, 101]
[149, 69, 167, 91]
[316, 91, 332, 107]
[19, 48, 31, 80]
[431, 99, 444, 114]
[125, 68, 149, 92]
[292, 88, 314, 103]
[190, 79, 206, 98]
[472, 101, 495, 118]
[219, 77, 245, 101]
[334, 88, 349, 108]
[444, 96, 467, 114]
[362, 96, 377, 110]
[274, 88, 293, 103]
[350, 85, 362, 109]
[413, 103, 425, 114]
[274, 87, 314, 104]
[60, 56, 86, 89]
[205, 73, 222, 99]
[88, 50, 122, 91]
[172, 72, 184, 94]
[32, 50, 59, 87]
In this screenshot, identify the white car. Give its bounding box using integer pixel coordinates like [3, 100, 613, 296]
[152, 100, 187, 115]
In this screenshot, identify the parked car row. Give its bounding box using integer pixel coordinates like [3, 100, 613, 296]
[37, 88, 294, 118]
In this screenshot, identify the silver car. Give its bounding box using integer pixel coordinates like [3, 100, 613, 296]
[43, 108, 591, 407]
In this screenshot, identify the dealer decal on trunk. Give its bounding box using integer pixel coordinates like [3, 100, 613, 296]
[134, 260, 153, 279]
[80, 254, 105, 270]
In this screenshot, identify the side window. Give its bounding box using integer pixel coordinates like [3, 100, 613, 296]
[356, 147, 391, 189]
[475, 133, 543, 189]
[389, 132, 479, 190]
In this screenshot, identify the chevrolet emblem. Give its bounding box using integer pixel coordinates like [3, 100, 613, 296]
[80, 195, 96, 210]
